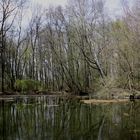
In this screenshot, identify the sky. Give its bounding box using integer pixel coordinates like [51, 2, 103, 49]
[105, 0, 133, 17]
[105, 0, 123, 17]
[30, 0, 133, 17]
[22, 0, 133, 26]
[31, 0, 67, 7]
[31, 0, 122, 9]
[21, 0, 67, 26]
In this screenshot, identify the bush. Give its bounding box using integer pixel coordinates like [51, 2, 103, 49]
[15, 79, 41, 92]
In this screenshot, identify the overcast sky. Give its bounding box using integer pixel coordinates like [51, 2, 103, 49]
[30, 0, 133, 16]
[31, 0, 122, 9]
[22, 0, 133, 26]
[30, 0, 67, 7]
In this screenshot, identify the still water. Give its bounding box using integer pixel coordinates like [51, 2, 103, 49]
[0, 96, 140, 140]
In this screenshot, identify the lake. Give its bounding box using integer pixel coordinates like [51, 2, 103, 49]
[0, 96, 140, 140]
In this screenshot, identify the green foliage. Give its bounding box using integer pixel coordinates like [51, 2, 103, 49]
[15, 79, 41, 92]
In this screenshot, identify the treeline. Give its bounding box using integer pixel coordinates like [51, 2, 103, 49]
[0, 0, 140, 94]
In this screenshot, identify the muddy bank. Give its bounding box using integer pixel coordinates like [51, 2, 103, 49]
[81, 99, 129, 104]
[0, 91, 68, 96]
[92, 88, 140, 99]
[0, 88, 140, 100]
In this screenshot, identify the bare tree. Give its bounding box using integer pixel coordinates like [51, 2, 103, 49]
[0, 0, 25, 92]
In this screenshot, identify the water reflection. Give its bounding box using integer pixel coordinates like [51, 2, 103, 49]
[0, 96, 140, 140]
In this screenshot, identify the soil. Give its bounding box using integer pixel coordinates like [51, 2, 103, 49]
[81, 99, 129, 104]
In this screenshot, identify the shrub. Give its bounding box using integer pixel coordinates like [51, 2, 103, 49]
[15, 79, 41, 92]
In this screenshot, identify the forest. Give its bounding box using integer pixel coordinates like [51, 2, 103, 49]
[0, 0, 140, 95]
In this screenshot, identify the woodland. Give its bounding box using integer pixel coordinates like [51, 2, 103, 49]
[0, 0, 140, 95]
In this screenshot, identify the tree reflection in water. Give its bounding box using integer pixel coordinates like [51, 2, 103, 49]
[0, 96, 140, 140]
